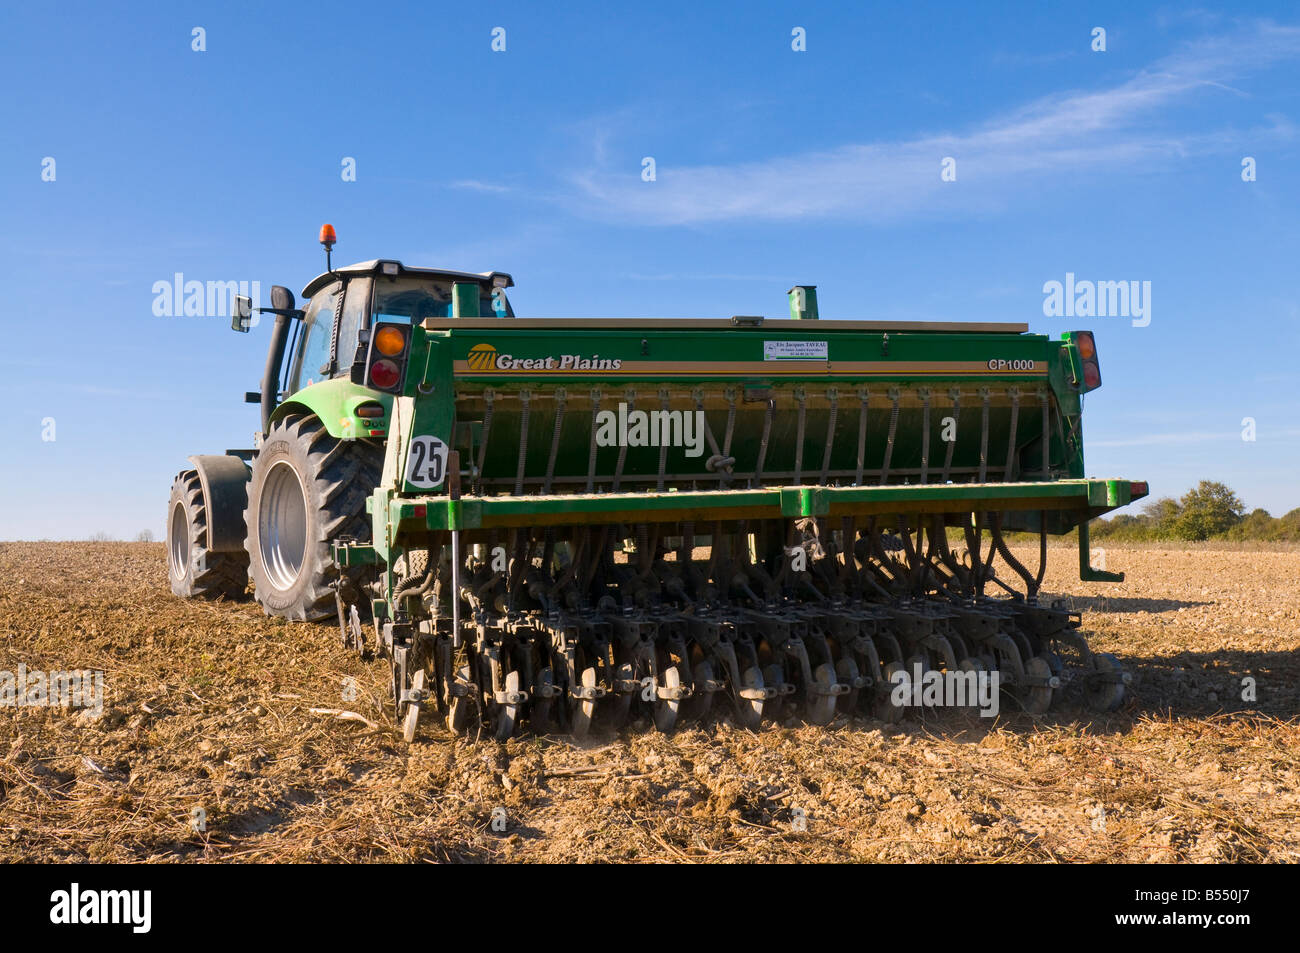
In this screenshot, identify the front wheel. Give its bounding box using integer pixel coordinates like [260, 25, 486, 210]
[243, 413, 382, 621]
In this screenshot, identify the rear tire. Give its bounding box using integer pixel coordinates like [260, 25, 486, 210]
[243, 413, 383, 621]
[167, 471, 249, 600]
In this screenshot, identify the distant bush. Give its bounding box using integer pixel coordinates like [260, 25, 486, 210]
[1090, 480, 1292, 542]
[1174, 481, 1245, 540]
[135, 530, 155, 543]
[1223, 506, 1300, 542]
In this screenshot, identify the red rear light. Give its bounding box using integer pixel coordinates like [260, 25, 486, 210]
[1067, 330, 1102, 392]
[369, 359, 400, 390]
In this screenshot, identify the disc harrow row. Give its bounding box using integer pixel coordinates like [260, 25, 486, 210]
[369, 514, 1129, 741]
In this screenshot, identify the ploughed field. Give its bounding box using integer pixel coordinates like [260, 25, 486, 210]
[1, 541, 1297, 863]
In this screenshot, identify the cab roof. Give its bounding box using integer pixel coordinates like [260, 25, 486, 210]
[302, 260, 514, 298]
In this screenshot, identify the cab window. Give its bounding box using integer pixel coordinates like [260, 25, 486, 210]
[373, 276, 452, 323]
[289, 283, 339, 392]
[373, 275, 512, 321]
[336, 279, 370, 371]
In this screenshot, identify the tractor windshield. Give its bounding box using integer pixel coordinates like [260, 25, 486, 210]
[373, 275, 510, 321]
[286, 280, 369, 394]
[288, 283, 339, 392]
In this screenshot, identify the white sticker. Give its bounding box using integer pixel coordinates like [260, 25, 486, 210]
[764, 340, 828, 361]
[405, 435, 449, 489]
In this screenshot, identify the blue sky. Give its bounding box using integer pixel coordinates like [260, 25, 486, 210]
[2, 1, 1298, 539]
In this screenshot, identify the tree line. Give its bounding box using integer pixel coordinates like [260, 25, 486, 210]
[1091, 480, 1299, 542]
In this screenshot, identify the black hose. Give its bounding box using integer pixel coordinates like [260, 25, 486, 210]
[392, 556, 436, 602]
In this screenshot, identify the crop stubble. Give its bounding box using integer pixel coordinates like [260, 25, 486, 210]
[0, 541, 1296, 863]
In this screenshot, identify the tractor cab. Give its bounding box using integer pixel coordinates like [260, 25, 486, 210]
[176, 229, 517, 622]
[234, 240, 513, 434]
[289, 260, 515, 394]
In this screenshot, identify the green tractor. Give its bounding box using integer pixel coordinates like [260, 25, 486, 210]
[167, 226, 513, 621]
[169, 230, 1145, 737]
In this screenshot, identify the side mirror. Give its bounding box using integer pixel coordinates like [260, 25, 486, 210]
[234, 285, 301, 332]
[232, 295, 254, 332]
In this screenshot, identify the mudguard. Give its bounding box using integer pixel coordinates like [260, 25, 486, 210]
[186, 454, 251, 553]
[267, 377, 392, 440]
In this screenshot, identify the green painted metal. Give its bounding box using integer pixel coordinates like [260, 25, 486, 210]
[400, 478, 1142, 533]
[783, 486, 821, 518]
[268, 377, 393, 439]
[397, 321, 1087, 491]
[332, 540, 378, 567]
[452, 282, 480, 318]
[1078, 520, 1125, 582]
[446, 325, 1054, 382]
[358, 314, 1145, 585]
[788, 286, 819, 320]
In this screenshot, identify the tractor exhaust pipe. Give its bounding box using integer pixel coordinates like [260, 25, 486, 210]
[260, 311, 291, 434]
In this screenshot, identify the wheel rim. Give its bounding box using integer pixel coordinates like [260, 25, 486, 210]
[570, 666, 596, 738]
[876, 661, 906, 722]
[168, 500, 190, 578]
[447, 664, 471, 732]
[683, 660, 714, 723]
[403, 669, 426, 742]
[1021, 656, 1054, 715]
[738, 666, 764, 729]
[835, 657, 860, 717]
[854, 639, 881, 715]
[495, 670, 520, 741]
[1087, 653, 1125, 712]
[532, 668, 554, 734]
[259, 460, 309, 591]
[806, 662, 838, 726]
[653, 666, 680, 733]
[603, 661, 634, 729]
[763, 664, 786, 723]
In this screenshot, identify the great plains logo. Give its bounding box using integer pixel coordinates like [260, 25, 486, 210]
[465, 342, 623, 372]
[50, 883, 151, 933]
[466, 343, 499, 370]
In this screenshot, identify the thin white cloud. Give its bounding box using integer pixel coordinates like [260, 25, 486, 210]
[620, 271, 779, 282]
[71, 384, 172, 401]
[413, 223, 561, 273]
[1089, 431, 1238, 448]
[569, 20, 1300, 225]
[1090, 427, 1300, 448]
[448, 179, 513, 194]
